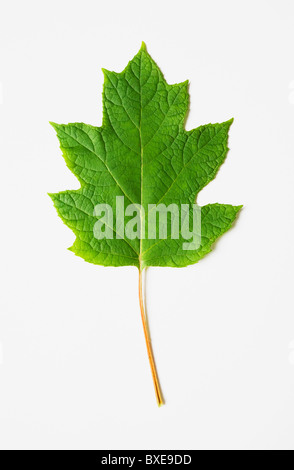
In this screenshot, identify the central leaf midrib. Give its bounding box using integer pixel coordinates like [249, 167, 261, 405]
[139, 52, 144, 269]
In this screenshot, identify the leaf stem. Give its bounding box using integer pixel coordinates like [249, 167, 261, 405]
[138, 268, 164, 407]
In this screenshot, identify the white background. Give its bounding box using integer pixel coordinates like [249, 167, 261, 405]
[0, 0, 294, 450]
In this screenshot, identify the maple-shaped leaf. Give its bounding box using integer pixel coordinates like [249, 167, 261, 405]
[49, 43, 242, 406]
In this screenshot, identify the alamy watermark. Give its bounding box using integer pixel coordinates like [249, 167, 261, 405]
[93, 196, 201, 250]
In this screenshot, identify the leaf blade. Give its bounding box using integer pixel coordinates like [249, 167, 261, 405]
[50, 45, 241, 269]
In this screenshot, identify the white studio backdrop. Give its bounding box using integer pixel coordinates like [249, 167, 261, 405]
[0, 0, 294, 450]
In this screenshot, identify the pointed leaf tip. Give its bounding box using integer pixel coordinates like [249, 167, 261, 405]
[140, 41, 147, 52]
[49, 121, 59, 132]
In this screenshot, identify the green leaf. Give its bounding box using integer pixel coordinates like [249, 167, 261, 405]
[49, 43, 242, 405]
[49, 43, 241, 269]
